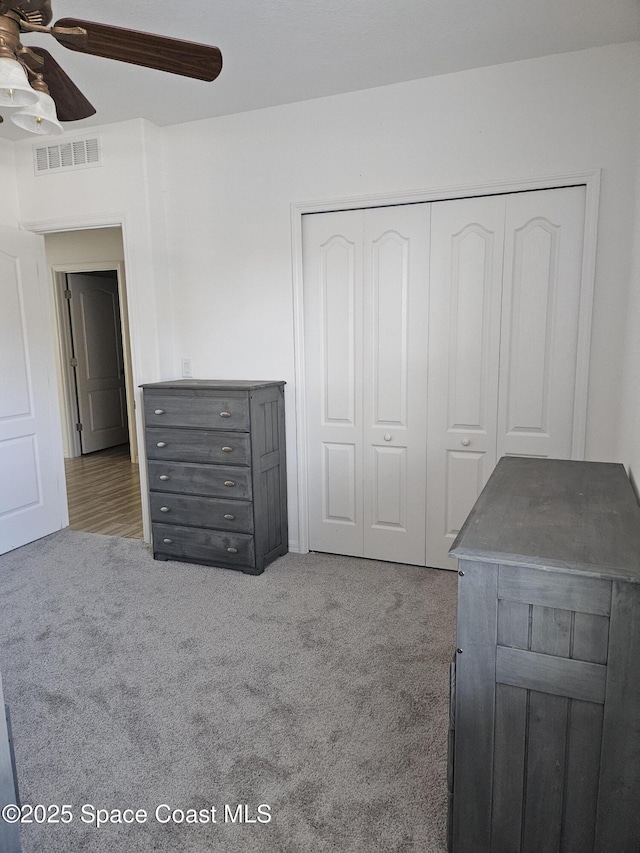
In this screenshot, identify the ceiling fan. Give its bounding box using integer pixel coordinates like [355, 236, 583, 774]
[0, 0, 222, 134]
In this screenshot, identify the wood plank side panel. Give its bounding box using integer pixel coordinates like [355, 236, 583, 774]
[522, 691, 568, 853]
[251, 386, 287, 566]
[496, 647, 606, 704]
[499, 565, 611, 616]
[497, 600, 530, 649]
[562, 699, 602, 853]
[596, 581, 640, 851]
[491, 683, 527, 853]
[452, 560, 498, 852]
[530, 605, 571, 656]
[572, 612, 609, 665]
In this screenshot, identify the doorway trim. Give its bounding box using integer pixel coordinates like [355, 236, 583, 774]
[21, 212, 151, 543]
[52, 261, 137, 462]
[290, 169, 601, 554]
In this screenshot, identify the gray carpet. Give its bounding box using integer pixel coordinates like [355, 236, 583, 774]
[0, 529, 457, 852]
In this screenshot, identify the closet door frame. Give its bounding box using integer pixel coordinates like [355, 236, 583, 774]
[291, 170, 600, 556]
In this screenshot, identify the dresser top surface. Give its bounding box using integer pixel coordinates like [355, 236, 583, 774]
[450, 457, 640, 582]
[140, 380, 285, 391]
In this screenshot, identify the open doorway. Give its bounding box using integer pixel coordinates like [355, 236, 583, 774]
[46, 228, 143, 539]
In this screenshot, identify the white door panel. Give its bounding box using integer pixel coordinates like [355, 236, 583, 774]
[498, 187, 586, 460]
[363, 204, 430, 564]
[0, 226, 67, 554]
[304, 211, 364, 556]
[426, 195, 506, 569]
[68, 273, 128, 454]
[304, 204, 430, 564]
[304, 188, 588, 571]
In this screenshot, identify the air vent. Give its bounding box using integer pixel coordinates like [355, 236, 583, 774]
[33, 136, 102, 175]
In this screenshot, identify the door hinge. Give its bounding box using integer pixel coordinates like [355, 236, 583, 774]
[70, 357, 78, 367]
[63, 289, 72, 299]
[76, 422, 83, 432]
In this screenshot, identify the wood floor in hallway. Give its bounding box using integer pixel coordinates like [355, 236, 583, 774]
[64, 444, 143, 538]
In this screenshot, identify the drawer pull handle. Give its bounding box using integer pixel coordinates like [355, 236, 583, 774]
[224, 480, 235, 487]
[223, 513, 235, 520]
[227, 547, 238, 554]
[156, 441, 167, 448]
[160, 506, 170, 513]
[159, 474, 170, 481]
[221, 446, 233, 452]
[219, 411, 231, 418]
[154, 408, 165, 415]
[162, 538, 173, 544]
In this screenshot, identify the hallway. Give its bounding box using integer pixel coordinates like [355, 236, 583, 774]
[64, 444, 143, 538]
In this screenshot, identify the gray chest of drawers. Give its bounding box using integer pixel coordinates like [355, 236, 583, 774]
[448, 456, 640, 853]
[141, 380, 287, 575]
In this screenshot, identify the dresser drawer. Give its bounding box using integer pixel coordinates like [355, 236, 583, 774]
[144, 391, 250, 430]
[150, 492, 253, 532]
[152, 523, 255, 568]
[148, 460, 252, 499]
[146, 429, 250, 465]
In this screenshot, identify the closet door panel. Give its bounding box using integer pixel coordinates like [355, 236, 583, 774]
[363, 204, 430, 565]
[303, 211, 365, 556]
[499, 187, 586, 459]
[426, 195, 506, 570]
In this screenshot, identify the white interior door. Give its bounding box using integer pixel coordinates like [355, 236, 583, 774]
[303, 187, 588, 571]
[426, 187, 587, 569]
[303, 204, 430, 564]
[67, 272, 128, 454]
[425, 195, 506, 569]
[362, 205, 430, 563]
[304, 210, 364, 557]
[0, 226, 67, 554]
[497, 186, 586, 459]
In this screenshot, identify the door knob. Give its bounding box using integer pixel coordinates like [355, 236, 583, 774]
[461, 438, 471, 446]
[384, 434, 392, 442]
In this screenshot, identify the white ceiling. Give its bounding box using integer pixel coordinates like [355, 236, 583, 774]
[1, 0, 639, 141]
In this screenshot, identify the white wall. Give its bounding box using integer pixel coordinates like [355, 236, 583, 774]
[11, 43, 640, 546]
[162, 42, 640, 543]
[13, 119, 172, 540]
[0, 140, 19, 228]
[44, 227, 124, 266]
[14, 120, 169, 388]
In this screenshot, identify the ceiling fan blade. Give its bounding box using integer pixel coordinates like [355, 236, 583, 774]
[23, 46, 96, 121]
[53, 18, 222, 82]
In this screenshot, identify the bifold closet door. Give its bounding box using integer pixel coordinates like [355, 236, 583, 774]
[303, 204, 430, 564]
[425, 195, 506, 570]
[426, 186, 587, 570]
[497, 187, 586, 460]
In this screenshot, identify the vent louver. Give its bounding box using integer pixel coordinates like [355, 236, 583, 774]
[33, 136, 102, 175]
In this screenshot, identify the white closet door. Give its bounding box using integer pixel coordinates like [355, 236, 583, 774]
[303, 204, 430, 563]
[362, 204, 430, 564]
[425, 195, 506, 570]
[498, 187, 586, 459]
[303, 210, 365, 557]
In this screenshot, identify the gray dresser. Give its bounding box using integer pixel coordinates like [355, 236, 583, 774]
[448, 456, 640, 853]
[142, 380, 287, 575]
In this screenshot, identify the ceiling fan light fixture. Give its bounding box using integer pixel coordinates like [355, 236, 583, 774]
[0, 55, 39, 107]
[11, 88, 62, 135]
